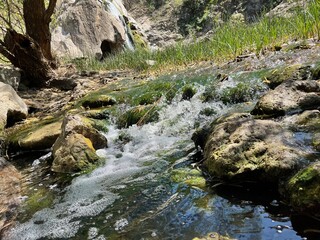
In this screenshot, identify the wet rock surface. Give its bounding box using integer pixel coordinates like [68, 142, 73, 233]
[251, 80, 320, 116]
[285, 162, 320, 216]
[203, 113, 304, 184]
[52, 114, 107, 173]
[0, 157, 21, 234]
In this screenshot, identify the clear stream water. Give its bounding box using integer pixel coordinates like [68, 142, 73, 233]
[5, 67, 319, 240]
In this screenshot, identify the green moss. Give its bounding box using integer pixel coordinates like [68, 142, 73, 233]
[220, 82, 256, 104]
[84, 108, 110, 120]
[131, 30, 148, 49]
[264, 64, 311, 89]
[287, 163, 320, 214]
[199, 108, 217, 116]
[5, 116, 63, 152]
[90, 119, 109, 133]
[182, 85, 197, 100]
[137, 92, 162, 105]
[201, 85, 218, 102]
[81, 94, 116, 109]
[117, 105, 159, 128]
[23, 188, 55, 219]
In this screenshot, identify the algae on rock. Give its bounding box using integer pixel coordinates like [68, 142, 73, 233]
[202, 113, 303, 184]
[286, 162, 320, 216]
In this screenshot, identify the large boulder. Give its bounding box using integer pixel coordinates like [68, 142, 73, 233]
[251, 80, 320, 116]
[0, 82, 28, 130]
[52, 114, 108, 173]
[202, 113, 303, 184]
[52, 0, 134, 58]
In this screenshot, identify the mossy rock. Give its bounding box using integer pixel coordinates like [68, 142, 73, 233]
[59, 114, 108, 149]
[84, 108, 110, 120]
[81, 94, 116, 109]
[52, 133, 100, 173]
[295, 110, 320, 128]
[117, 105, 159, 128]
[264, 64, 312, 89]
[6, 117, 62, 152]
[131, 30, 148, 49]
[203, 113, 303, 184]
[286, 162, 320, 216]
[251, 80, 320, 117]
[171, 168, 206, 188]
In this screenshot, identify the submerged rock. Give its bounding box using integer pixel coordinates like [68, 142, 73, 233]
[0, 157, 21, 234]
[0, 82, 28, 130]
[251, 80, 320, 116]
[285, 162, 320, 216]
[171, 168, 206, 188]
[193, 232, 235, 240]
[202, 113, 303, 184]
[52, 114, 108, 173]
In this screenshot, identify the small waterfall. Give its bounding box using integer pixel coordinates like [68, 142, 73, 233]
[106, 0, 135, 51]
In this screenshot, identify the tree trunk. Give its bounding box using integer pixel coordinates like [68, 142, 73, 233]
[23, 0, 57, 64]
[3, 29, 55, 87]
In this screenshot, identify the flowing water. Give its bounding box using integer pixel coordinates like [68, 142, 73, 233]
[5, 67, 317, 240]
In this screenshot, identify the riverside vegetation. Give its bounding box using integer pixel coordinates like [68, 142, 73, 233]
[1, 0, 320, 239]
[73, 0, 320, 73]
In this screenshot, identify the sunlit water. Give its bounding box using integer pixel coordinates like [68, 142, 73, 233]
[5, 72, 310, 240]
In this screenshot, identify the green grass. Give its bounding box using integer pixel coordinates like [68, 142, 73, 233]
[72, 0, 320, 73]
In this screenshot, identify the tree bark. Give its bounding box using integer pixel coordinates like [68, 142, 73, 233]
[23, 0, 57, 65]
[2, 29, 54, 87]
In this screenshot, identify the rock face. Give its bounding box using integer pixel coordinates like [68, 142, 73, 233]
[0, 82, 28, 130]
[52, 114, 108, 173]
[52, 0, 134, 58]
[0, 65, 20, 90]
[0, 157, 21, 234]
[126, 0, 294, 48]
[203, 113, 303, 184]
[251, 80, 320, 116]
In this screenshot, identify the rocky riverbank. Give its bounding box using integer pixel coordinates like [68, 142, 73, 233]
[1, 38, 320, 238]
